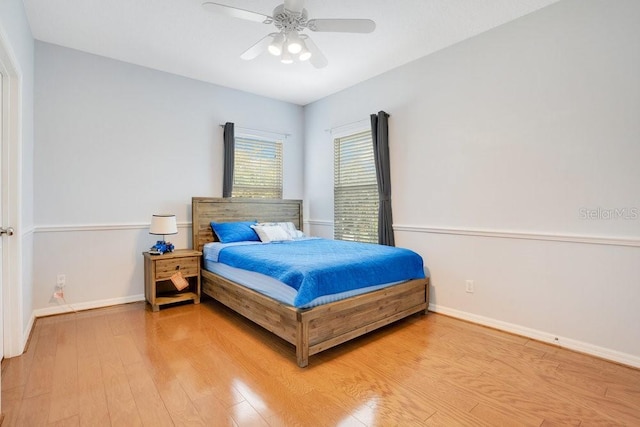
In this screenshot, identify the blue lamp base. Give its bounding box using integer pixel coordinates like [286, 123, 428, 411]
[149, 240, 175, 255]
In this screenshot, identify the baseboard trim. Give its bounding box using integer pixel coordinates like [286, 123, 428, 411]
[32, 294, 146, 318]
[18, 294, 146, 356]
[429, 303, 640, 369]
[22, 312, 36, 353]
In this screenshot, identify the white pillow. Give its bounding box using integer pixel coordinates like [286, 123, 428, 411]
[259, 221, 305, 239]
[276, 222, 304, 239]
[251, 224, 292, 243]
[277, 222, 297, 237]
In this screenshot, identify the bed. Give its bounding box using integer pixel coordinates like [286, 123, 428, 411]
[192, 197, 429, 367]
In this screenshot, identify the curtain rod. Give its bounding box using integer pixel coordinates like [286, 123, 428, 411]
[325, 118, 370, 134]
[219, 124, 291, 138]
[325, 112, 392, 134]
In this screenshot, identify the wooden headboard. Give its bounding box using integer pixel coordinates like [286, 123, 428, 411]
[191, 197, 304, 252]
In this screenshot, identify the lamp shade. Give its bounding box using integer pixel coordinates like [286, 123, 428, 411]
[298, 40, 311, 61]
[280, 50, 294, 64]
[268, 32, 285, 56]
[149, 214, 178, 236]
[286, 31, 302, 54]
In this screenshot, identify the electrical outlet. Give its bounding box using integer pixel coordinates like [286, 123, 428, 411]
[465, 280, 474, 293]
[57, 274, 66, 287]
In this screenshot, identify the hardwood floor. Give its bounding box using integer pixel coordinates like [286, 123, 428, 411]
[2, 299, 639, 426]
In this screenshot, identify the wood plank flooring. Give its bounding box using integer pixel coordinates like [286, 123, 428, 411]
[2, 299, 639, 426]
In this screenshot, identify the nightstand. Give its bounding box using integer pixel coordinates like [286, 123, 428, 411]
[143, 249, 202, 311]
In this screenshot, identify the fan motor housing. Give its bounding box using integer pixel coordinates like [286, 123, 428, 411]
[272, 4, 308, 32]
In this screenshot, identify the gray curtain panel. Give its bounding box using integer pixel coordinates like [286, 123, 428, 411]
[371, 111, 395, 246]
[223, 122, 235, 198]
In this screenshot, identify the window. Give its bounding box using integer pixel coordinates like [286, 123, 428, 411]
[233, 135, 283, 198]
[334, 130, 378, 243]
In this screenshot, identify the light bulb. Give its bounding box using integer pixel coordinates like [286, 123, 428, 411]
[298, 40, 311, 61]
[286, 31, 303, 54]
[268, 33, 285, 56]
[281, 50, 294, 64]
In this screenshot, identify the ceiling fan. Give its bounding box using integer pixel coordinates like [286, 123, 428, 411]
[202, 0, 376, 68]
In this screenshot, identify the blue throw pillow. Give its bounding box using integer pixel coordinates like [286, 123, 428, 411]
[211, 221, 259, 243]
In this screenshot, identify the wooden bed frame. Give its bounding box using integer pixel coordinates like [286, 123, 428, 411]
[192, 197, 429, 367]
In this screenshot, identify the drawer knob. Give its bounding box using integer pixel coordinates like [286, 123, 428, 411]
[175, 265, 180, 270]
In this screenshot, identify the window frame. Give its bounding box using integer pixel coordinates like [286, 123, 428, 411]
[232, 132, 284, 199]
[333, 127, 379, 243]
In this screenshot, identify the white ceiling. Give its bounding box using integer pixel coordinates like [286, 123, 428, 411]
[23, 0, 560, 106]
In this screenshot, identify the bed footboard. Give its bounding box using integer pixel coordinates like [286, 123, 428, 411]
[202, 269, 429, 367]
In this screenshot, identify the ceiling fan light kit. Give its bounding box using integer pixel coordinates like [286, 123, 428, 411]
[267, 31, 309, 64]
[202, 0, 375, 68]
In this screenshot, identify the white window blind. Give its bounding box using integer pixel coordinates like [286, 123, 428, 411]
[233, 136, 283, 198]
[334, 130, 379, 243]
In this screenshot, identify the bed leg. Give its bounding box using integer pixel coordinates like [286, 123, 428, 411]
[296, 317, 310, 368]
[424, 280, 430, 314]
[297, 349, 309, 368]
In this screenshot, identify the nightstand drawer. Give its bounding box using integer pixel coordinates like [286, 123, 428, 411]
[155, 257, 199, 280]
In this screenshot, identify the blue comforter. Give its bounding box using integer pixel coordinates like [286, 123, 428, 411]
[217, 238, 426, 307]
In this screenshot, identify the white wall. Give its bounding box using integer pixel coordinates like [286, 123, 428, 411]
[304, 0, 640, 366]
[33, 42, 304, 314]
[0, 0, 35, 357]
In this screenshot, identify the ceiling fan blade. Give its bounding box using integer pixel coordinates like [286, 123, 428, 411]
[202, 2, 272, 24]
[240, 34, 273, 60]
[284, 0, 305, 13]
[304, 37, 328, 69]
[307, 19, 376, 33]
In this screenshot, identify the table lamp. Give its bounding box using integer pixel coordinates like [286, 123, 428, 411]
[149, 214, 178, 255]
